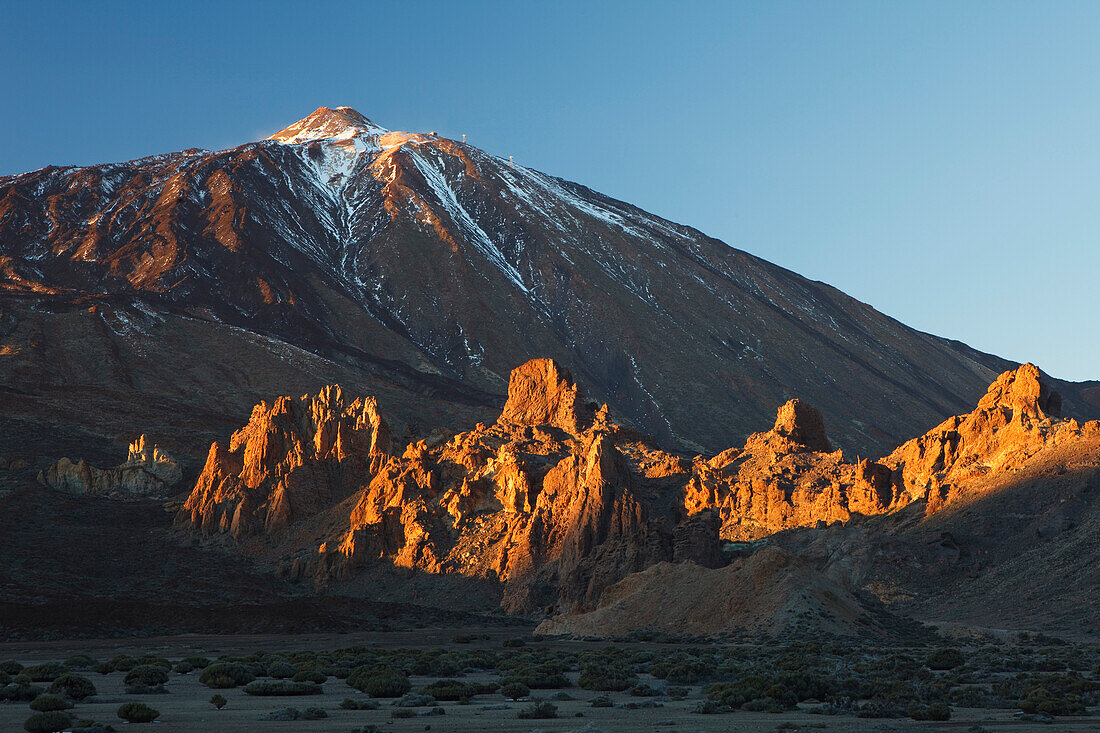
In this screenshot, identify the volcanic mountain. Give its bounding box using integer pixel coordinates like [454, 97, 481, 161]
[1, 106, 1097, 465]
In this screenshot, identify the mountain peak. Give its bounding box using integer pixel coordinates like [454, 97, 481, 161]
[267, 106, 388, 144]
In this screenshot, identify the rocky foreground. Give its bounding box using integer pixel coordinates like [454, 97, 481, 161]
[163, 358, 1099, 638]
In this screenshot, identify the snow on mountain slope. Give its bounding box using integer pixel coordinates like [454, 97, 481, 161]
[2, 106, 1097, 459]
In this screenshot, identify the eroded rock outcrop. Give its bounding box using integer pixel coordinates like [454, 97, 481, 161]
[682, 400, 895, 540]
[885, 363, 1095, 511]
[177, 385, 392, 537]
[321, 360, 668, 613]
[174, 357, 1099, 627]
[38, 435, 181, 500]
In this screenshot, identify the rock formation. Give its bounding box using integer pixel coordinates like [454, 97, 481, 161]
[682, 400, 895, 540]
[885, 363, 1098, 511]
[178, 386, 392, 537]
[38, 435, 181, 500]
[174, 358, 1100, 629]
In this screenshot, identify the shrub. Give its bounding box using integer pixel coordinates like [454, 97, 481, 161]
[242, 680, 322, 696]
[590, 695, 613, 707]
[64, 655, 96, 670]
[23, 711, 74, 733]
[180, 656, 211, 669]
[1, 660, 24, 675]
[517, 698, 558, 719]
[291, 670, 326, 684]
[419, 678, 492, 701]
[29, 694, 73, 712]
[117, 702, 159, 723]
[173, 661, 194, 674]
[94, 663, 114, 676]
[124, 665, 169, 688]
[909, 701, 951, 721]
[199, 662, 255, 688]
[926, 649, 965, 671]
[108, 656, 136, 672]
[346, 666, 411, 697]
[210, 694, 227, 709]
[666, 686, 690, 699]
[500, 681, 531, 700]
[24, 663, 67, 683]
[48, 673, 96, 700]
[302, 707, 327, 719]
[340, 698, 380, 710]
[2, 684, 45, 702]
[391, 708, 415, 719]
[267, 660, 297, 679]
[503, 638, 527, 648]
[578, 666, 637, 691]
[0, 671, 8, 686]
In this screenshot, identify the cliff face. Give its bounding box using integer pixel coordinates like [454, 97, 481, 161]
[178, 386, 392, 536]
[885, 362, 1098, 511]
[176, 359, 1100, 620]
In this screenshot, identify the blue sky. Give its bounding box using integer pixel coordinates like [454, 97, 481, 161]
[2, 1, 1097, 380]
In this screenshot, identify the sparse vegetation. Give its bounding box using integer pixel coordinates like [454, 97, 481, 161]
[29, 694, 73, 712]
[242, 679, 323, 696]
[346, 666, 411, 697]
[517, 697, 558, 719]
[47, 673, 96, 700]
[23, 711, 74, 733]
[116, 702, 159, 723]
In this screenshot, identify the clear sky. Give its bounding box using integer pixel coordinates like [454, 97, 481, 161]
[2, 1, 1097, 380]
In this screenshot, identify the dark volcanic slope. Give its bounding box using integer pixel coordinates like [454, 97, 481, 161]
[1, 106, 1096, 461]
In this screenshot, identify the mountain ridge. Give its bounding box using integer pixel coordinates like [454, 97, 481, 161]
[1, 106, 1096, 467]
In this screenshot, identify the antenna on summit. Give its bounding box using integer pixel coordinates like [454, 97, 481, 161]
[509, 155, 514, 167]
[462, 133, 466, 143]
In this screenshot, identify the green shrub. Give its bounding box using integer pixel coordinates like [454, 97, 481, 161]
[340, 697, 380, 710]
[210, 694, 227, 709]
[173, 661, 194, 674]
[517, 698, 557, 719]
[346, 666, 410, 697]
[503, 638, 527, 648]
[578, 666, 637, 691]
[303, 707, 327, 719]
[199, 662, 255, 688]
[47, 673, 96, 701]
[117, 702, 159, 723]
[590, 694, 613, 707]
[391, 708, 415, 719]
[29, 694, 73, 712]
[63, 655, 96, 670]
[500, 681, 531, 700]
[24, 663, 66, 683]
[180, 656, 211, 669]
[291, 670, 326, 684]
[108, 656, 136, 672]
[93, 663, 114, 676]
[124, 665, 168, 688]
[0, 671, 8, 686]
[1, 660, 24, 675]
[926, 649, 965, 671]
[242, 680, 322, 696]
[267, 660, 297, 679]
[2, 684, 45, 701]
[909, 701, 951, 721]
[23, 711, 74, 733]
